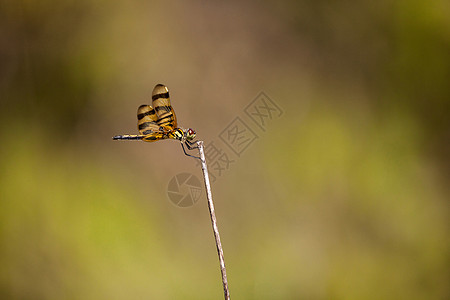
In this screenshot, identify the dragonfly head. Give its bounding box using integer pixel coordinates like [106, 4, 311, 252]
[185, 128, 196, 141]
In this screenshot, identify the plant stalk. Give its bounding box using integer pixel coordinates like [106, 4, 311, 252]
[197, 141, 230, 300]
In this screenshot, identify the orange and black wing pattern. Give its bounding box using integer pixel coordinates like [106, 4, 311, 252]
[137, 104, 159, 135]
[152, 84, 177, 130]
[114, 84, 179, 143]
[137, 104, 166, 142]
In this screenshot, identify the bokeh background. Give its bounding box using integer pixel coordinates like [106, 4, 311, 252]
[1, 0, 449, 299]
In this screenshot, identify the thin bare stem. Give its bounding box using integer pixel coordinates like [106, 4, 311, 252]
[197, 140, 230, 300]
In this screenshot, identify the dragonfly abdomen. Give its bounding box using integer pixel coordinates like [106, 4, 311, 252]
[113, 135, 144, 140]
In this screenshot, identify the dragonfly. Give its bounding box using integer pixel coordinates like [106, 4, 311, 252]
[113, 84, 199, 159]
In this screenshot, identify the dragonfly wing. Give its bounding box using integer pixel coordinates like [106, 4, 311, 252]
[137, 104, 160, 135]
[152, 84, 178, 129]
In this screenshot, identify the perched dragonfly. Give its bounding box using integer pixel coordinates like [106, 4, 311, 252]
[113, 84, 199, 158]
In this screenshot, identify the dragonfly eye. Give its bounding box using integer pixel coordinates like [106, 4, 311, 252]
[186, 128, 196, 140]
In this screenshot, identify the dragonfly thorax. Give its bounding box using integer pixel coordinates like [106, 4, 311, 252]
[172, 128, 184, 141]
[172, 128, 196, 141]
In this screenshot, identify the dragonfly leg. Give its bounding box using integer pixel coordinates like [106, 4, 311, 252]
[185, 139, 199, 150]
[181, 143, 201, 160]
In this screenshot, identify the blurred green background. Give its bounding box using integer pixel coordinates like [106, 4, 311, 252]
[1, 0, 449, 299]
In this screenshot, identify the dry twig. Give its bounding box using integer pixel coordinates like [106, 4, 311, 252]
[197, 141, 230, 300]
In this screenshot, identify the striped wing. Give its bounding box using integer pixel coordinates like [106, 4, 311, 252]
[152, 84, 177, 130]
[137, 105, 160, 135]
